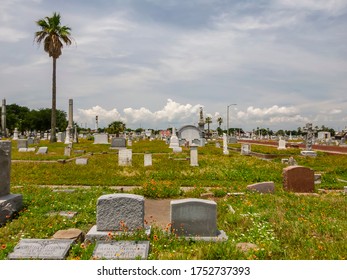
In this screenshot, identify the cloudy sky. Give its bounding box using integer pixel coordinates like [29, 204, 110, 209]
[1, 0, 346, 131]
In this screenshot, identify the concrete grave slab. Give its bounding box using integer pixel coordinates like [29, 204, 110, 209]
[93, 241, 149, 260]
[76, 158, 88, 165]
[8, 239, 73, 260]
[36, 147, 48, 154]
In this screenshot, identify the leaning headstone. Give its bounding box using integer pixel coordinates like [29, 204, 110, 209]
[36, 147, 48, 154]
[241, 143, 251, 155]
[93, 133, 109, 144]
[8, 239, 73, 260]
[93, 241, 149, 260]
[17, 139, 28, 150]
[0, 141, 23, 225]
[246, 181, 275, 193]
[110, 137, 126, 149]
[97, 194, 144, 231]
[170, 198, 227, 241]
[118, 149, 132, 166]
[144, 153, 152, 166]
[190, 144, 199, 166]
[53, 228, 84, 242]
[283, 166, 315, 193]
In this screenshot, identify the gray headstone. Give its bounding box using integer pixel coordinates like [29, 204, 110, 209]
[17, 139, 28, 149]
[96, 194, 144, 231]
[246, 181, 275, 193]
[36, 147, 48, 154]
[93, 133, 109, 144]
[111, 137, 126, 149]
[27, 137, 34, 145]
[8, 239, 73, 260]
[118, 149, 132, 166]
[93, 241, 149, 260]
[170, 198, 218, 237]
[64, 146, 71, 156]
[0, 141, 11, 197]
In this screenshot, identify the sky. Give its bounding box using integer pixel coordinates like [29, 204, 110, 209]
[1, 0, 346, 132]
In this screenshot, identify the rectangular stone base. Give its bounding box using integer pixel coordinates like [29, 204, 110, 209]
[85, 225, 151, 243]
[0, 193, 23, 225]
[178, 230, 228, 242]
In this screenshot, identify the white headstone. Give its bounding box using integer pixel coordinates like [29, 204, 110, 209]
[278, 138, 286, 150]
[118, 149, 132, 166]
[190, 144, 198, 166]
[223, 133, 229, 155]
[144, 154, 152, 166]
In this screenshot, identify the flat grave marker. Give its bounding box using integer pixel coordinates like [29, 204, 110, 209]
[93, 241, 150, 260]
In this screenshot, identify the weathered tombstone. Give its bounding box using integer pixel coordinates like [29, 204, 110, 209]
[93, 133, 109, 144]
[36, 147, 48, 154]
[283, 166, 315, 193]
[17, 139, 28, 150]
[118, 149, 132, 166]
[0, 141, 23, 225]
[127, 139, 132, 147]
[215, 142, 221, 148]
[27, 137, 34, 145]
[110, 137, 126, 149]
[246, 181, 275, 193]
[144, 153, 152, 166]
[64, 146, 71, 156]
[56, 132, 63, 143]
[8, 239, 73, 260]
[93, 241, 149, 260]
[96, 194, 144, 231]
[229, 137, 237, 144]
[223, 133, 229, 155]
[170, 198, 227, 241]
[190, 144, 198, 166]
[241, 143, 251, 155]
[76, 158, 88, 165]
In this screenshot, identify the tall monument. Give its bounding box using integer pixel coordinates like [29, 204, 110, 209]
[198, 107, 205, 132]
[1, 99, 6, 137]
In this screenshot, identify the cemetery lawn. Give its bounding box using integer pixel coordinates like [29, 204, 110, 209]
[1, 139, 346, 260]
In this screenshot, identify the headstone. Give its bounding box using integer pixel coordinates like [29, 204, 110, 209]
[170, 198, 227, 241]
[64, 146, 71, 156]
[127, 139, 132, 147]
[118, 149, 132, 166]
[229, 137, 237, 144]
[283, 166, 315, 193]
[13, 128, 19, 140]
[27, 137, 34, 145]
[144, 153, 152, 166]
[93, 133, 109, 144]
[96, 194, 144, 231]
[18, 148, 28, 152]
[93, 241, 149, 260]
[190, 144, 198, 166]
[56, 132, 63, 143]
[246, 181, 275, 193]
[53, 228, 83, 242]
[215, 142, 221, 148]
[0, 141, 23, 224]
[17, 139, 28, 150]
[64, 127, 71, 144]
[222, 133, 229, 155]
[241, 143, 251, 155]
[36, 147, 48, 154]
[76, 158, 88, 165]
[278, 138, 286, 150]
[8, 239, 73, 260]
[110, 137, 126, 149]
[300, 150, 317, 157]
[169, 127, 182, 152]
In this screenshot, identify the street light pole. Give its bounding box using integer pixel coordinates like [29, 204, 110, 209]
[227, 104, 237, 140]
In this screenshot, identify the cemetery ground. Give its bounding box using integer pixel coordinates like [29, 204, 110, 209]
[1, 139, 346, 260]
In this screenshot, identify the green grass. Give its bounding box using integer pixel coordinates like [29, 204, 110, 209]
[1, 139, 346, 260]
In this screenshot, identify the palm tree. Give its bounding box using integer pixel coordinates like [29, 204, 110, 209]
[217, 117, 223, 128]
[35, 12, 73, 142]
[205, 116, 212, 138]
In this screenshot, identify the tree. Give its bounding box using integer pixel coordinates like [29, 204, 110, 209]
[107, 121, 126, 136]
[217, 117, 223, 128]
[205, 116, 212, 138]
[35, 12, 73, 142]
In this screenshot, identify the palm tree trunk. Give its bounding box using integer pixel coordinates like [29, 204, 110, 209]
[50, 57, 57, 142]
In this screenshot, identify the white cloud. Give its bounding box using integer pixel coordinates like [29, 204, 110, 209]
[76, 106, 123, 128]
[237, 105, 298, 119]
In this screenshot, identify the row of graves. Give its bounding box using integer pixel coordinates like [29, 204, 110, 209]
[1, 138, 342, 260]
